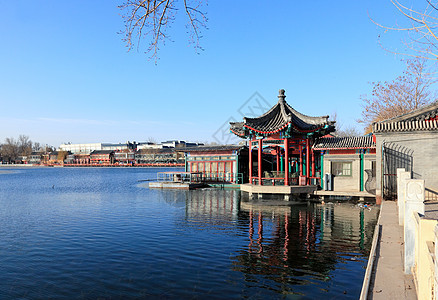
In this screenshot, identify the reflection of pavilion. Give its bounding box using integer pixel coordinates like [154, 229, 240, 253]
[233, 203, 379, 296]
[230, 89, 335, 188]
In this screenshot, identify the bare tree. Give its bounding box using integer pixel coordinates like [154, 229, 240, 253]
[358, 58, 437, 133]
[371, 0, 438, 60]
[119, 0, 207, 61]
[18, 134, 33, 156]
[33, 142, 41, 152]
[330, 111, 363, 137]
[146, 136, 158, 143]
[336, 126, 363, 137]
[57, 151, 69, 162]
[1, 137, 19, 163]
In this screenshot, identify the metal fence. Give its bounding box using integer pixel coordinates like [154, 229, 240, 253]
[382, 143, 413, 199]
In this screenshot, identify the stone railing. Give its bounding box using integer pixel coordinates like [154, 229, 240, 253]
[397, 168, 438, 300]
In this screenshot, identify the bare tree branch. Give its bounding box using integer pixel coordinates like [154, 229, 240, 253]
[371, 0, 438, 60]
[358, 58, 437, 133]
[119, 0, 207, 62]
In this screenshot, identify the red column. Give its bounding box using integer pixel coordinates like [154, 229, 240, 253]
[311, 146, 315, 180]
[258, 139, 262, 185]
[284, 139, 289, 186]
[299, 144, 303, 176]
[249, 139, 252, 184]
[230, 160, 234, 183]
[306, 139, 310, 185]
[276, 147, 280, 172]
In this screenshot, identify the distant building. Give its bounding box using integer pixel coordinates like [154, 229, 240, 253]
[27, 152, 42, 164]
[60, 141, 202, 154]
[161, 140, 204, 148]
[73, 153, 90, 165]
[135, 148, 182, 164]
[102, 142, 137, 152]
[89, 150, 115, 164]
[59, 143, 103, 154]
[48, 151, 72, 164]
[114, 150, 135, 164]
[137, 142, 164, 150]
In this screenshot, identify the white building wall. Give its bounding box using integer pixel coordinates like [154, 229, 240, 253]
[59, 143, 102, 154]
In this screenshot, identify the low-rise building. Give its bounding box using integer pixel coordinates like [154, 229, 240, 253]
[313, 136, 376, 194]
[90, 150, 115, 164]
[135, 148, 182, 164]
[48, 151, 72, 164]
[114, 150, 135, 164]
[28, 152, 42, 164]
[182, 145, 249, 184]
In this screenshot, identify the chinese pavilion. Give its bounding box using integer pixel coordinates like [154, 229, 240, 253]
[230, 89, 335, 186]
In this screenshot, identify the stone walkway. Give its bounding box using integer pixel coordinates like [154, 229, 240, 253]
[425, 201, 438, 219]
[369, 201, 416, 300]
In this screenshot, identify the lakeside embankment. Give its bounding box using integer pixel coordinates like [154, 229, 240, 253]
[0, 163, 184, 168]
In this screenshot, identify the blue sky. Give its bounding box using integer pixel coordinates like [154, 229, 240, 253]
[0, 0, 418, 147]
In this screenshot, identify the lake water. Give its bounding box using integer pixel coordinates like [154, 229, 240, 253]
[0, 167, 378, 299]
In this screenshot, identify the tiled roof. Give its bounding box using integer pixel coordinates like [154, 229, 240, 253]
[373, 119, 438, 133]
[380, 101, 438, 123]
[90, 150, 114, 155]
[177, 145, 245, 152]
[313, 136, 375, 150]
[373, 102, 438, 133]
[136, 148, 174, 154]
[230, 89, 335, 137]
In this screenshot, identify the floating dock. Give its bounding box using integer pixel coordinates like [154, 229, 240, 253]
[149, 171, 207, 190]
[149, 181, 206, 190]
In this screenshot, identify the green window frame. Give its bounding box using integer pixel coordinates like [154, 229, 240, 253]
[332, 161, 352, 177]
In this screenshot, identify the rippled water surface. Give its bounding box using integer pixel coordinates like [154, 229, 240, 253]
[0, 167, 378, 299]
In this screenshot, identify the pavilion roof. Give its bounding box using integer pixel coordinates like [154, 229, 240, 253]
[230, 89, 335, 138]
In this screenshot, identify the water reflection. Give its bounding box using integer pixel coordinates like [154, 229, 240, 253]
[186, 189, 240, 221]
[178, 190, 378, 298]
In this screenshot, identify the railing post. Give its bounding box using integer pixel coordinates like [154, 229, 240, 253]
[404, 179, 425, 274]
[398, 170, 411, 226]
[434, 224, 438, 300]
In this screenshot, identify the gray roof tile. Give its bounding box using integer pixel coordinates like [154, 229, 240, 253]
[313, 136, 375, 150]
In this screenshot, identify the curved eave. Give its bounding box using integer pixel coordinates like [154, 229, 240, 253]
[243, 122, 290, 135]
[243, 123, 326, 135]
[313, 146, 376, 150]
[230, 128, 246, 138]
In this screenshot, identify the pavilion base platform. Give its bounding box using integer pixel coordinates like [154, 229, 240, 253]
[207, 183, 241, 190]
[149, 182, 207, 190]
[240, 183, 318, 201]
[314, 190, 376, 201]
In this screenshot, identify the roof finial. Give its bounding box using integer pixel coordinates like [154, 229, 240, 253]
[278, 89, 286, 103]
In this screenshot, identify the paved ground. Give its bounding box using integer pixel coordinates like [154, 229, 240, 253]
[369, 201, 417, 300]
[424, 201, 438, 219]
